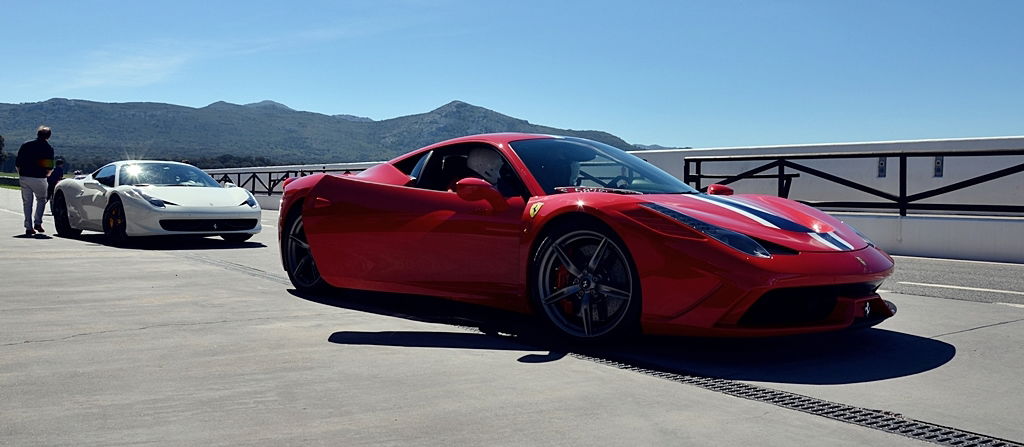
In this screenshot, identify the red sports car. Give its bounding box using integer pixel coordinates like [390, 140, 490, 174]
[279, 133, 895, 340]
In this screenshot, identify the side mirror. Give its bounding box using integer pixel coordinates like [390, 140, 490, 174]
[707, 184, 734, 195]
[224, 182, 237, 188]
[455, 177, 508, 211]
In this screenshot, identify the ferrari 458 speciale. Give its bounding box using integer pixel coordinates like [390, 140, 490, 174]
[52, 160, 262, 244]
[279, 133, 895, 340]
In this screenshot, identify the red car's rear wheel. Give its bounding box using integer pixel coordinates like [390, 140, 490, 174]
[532, 225, 641, 340]
[284, 215, 328, 291]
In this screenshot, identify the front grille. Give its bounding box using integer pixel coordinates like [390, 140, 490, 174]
[159, 219, 257, 232]
[739, 282, 880, 327]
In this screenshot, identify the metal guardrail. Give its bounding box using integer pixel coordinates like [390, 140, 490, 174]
[212, 160, 633, 195]
[683, 149, 1024, 216]
[212, 167, 369, 196]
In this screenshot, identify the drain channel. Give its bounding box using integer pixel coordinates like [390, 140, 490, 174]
[576, 352, 1022, 447]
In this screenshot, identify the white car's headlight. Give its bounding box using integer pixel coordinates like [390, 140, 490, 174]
[125, 188, 176, 208]
[240, 191, 258, 208]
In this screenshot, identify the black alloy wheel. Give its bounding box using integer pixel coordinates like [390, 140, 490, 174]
[532, 225, 641, 340]
[102, 198, 129, 246]
[284, 215, 328, 291]
[52, 193, 82, 237]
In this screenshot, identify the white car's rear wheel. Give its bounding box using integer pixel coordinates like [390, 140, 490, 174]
[52, 193, 82, 238]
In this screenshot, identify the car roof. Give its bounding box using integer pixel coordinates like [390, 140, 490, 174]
[421, 132, 559, 149]
[107, 160, 195, 167]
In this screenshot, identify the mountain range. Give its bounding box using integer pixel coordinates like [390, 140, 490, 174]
[0, 98, 635, 170]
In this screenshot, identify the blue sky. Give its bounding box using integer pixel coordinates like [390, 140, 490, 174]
[2, 0, 1022, 147]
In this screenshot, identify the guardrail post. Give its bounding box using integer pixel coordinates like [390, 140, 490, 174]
[899, 155, 908, 216]
[695, 160, 703, 190]
[683, 160, 691, 187]
[777, 159, 786, 197]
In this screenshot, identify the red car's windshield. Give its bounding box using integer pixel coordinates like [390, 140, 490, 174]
[510, 137, 698, 195]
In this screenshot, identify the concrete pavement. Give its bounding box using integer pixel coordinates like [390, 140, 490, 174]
[1, 187, 1022, 446]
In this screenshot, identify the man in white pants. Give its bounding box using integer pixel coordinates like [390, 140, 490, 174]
[15, 126, 55, 236]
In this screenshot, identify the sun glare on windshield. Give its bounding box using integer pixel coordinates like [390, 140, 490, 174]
[124, 164, 144, 177]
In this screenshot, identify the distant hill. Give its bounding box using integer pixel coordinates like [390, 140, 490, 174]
[0, 98, 633, 171]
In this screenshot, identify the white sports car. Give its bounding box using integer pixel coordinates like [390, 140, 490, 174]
[51, 160, 262, 244]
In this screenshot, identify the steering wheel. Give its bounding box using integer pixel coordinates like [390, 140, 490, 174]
[605, 175, 631, 189]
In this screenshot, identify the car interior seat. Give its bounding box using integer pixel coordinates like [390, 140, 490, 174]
[439, 155, 476, 191]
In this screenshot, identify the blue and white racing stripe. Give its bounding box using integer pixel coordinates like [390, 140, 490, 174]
[688, 194, 812, 232]
[684, 194, 857, 251]
[809, 232, 856, 251]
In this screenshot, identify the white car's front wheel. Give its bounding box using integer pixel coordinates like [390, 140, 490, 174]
[102, 197, 129, 246]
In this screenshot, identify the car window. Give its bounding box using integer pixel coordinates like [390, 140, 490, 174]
[408, 151, 433, 182]
[408, 144, 526, 198]
[94, 165, 116, 187]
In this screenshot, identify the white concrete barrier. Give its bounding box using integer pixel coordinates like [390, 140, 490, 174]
[835, 213, 1024, 263]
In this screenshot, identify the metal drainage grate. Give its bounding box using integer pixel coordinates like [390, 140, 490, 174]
[576, 353, 1022, 447]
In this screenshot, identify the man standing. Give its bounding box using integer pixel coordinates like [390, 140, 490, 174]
[15, 126, 55, 235]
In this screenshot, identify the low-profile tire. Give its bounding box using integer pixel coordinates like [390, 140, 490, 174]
[530, 222, 642, 341]
[283, 214, 329, 291]
[52, 193, 82, 238]
[221, 233, 253, 243]
[102, 197, 129, 246]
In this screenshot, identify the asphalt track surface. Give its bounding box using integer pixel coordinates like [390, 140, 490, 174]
[887, 255, 1024, 306]
[2, 188, 1023, 446]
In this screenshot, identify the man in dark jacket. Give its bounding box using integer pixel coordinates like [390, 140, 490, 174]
[16, 126, 55, 235]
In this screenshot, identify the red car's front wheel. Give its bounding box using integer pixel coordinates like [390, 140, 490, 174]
[532, 224, 641, 341]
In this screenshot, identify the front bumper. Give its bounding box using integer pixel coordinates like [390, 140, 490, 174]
[633, 239, 896, 337]
[122, 199, 262, 237]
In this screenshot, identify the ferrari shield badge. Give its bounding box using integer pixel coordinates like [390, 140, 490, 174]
[530, 202, 544, 218]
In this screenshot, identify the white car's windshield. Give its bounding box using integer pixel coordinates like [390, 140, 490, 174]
[118, 163, 220, 187]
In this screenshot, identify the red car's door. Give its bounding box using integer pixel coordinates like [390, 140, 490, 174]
[303, 175, 525, 303]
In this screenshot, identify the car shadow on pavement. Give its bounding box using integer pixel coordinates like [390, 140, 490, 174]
[70, 233, 266, 250]
[293, 288, 955, 386]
